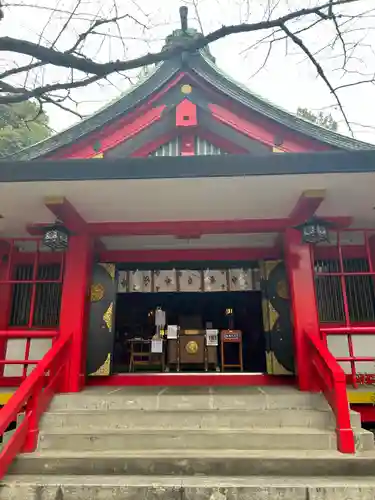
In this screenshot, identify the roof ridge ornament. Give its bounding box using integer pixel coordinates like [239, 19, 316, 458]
[180, 5, 188, 32]
[162, 6, 215, 63]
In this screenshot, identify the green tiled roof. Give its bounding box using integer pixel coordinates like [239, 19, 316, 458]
[10, 46, 374, 160]
[193, 51, 373, 150]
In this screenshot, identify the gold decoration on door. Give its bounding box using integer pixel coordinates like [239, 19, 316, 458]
[91, 353, 111, 376]
[276, 280, 289, 300]
[103, 302, 113, 332]
[261, 260, 293, 376]
[100, 263, 115, 281]
[90, 283, 104, 302]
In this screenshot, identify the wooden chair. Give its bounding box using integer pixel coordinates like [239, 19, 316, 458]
[220, 330, 243, 372]
[128, 339, 151, 372]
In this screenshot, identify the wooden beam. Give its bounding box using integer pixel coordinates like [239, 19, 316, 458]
[208, 104, 330, 152]
[88, 219, 290, 237]
[50, 73, 186, 159]
[322, 216, 352, 228]
[27, 216, 353, 238]
[131, 131, 177, 157]
[0, 241, 10, 254]
[26, 224, 44, 236]
[272, 215, 353, 251]
[99, 247, 281, 263]
[197, 128, 249, 154]
[43, 196, 87, 233]
[314, 245, 367, 260]
[288, 190, 326, 224]
[273, 189, 326, 250]
[94, 238, 107, 253]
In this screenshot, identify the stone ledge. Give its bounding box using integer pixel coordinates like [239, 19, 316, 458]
[3, 475, 375, 500]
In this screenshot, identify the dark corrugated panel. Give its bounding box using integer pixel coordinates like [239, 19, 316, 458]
[9, 264, 62, 327]
[150, 137, 181, 157]
[195, 137, 225, 155]
[314, 258, 375, 323]
[9, 265, 33, 327]
[33, 264, 62, 327]
[149, 137, 226, 157]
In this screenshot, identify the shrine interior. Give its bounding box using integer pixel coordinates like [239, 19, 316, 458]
[113, 290, 266, 374]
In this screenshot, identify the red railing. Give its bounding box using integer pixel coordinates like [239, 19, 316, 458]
[314, 229, 375, 388]
[320, 326, 375, 388]
[0, 331, 73, 479]
[305, 327, 355, 454]
[0, 330, 59, 385]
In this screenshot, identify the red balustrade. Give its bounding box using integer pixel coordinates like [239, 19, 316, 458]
[0, 330, 59, 385]
[305, 327, 355, 454]
[0, 331, 73, 478]
[319, 326, 375, 388]
[0, 237, 64, 383]
[314, 229, 375, 388]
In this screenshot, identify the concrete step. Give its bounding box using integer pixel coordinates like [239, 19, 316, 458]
[40, 408, 337, 431]
[355, 429, 375, 451]
[350, 410, 362, 429]
[4, 475, 375, 500]
[38, 428, 337, 451]
[50, 387, 329, 412]
[9, 450, 375, 477]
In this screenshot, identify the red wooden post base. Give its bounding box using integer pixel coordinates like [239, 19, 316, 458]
[59, 234, 93, 393]
[336, 427, 356, 454]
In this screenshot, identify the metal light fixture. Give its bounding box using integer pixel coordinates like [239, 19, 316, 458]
[42, 221, 69, 250]
[294, 216, 331, 244]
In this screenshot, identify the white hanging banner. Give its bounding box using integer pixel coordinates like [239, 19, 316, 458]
[154, 269, 177, 292]
[206, 329, 219, 346]
[129, 270, 152, 292]
[178, 270, 202, 292]
[167, 325, 178, 339]
[204, 270, 228, 292]
[117, 270, 128, 293]
[155, 308, 166, 327]
[151, 340, 163, 353]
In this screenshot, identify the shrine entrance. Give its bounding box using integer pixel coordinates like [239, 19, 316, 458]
[113, 290, 266, 374]
[86, 260, 295, 379]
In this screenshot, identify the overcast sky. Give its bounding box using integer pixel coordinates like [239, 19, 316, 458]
[3, 0, 375, 144]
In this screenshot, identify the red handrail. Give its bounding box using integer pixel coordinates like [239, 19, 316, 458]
[320, 326, 375, 388]
[304, 327, 355, 454]
[0, 331, 73, 478]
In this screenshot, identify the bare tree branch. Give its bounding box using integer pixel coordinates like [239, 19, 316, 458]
[335, 76, 375, 90]
[0, 0, 372, 138]
[0, 0, 361, 102]
[280, 21, 354, 136]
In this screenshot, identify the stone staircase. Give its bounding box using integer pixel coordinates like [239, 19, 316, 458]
[2, 385, 375, 499]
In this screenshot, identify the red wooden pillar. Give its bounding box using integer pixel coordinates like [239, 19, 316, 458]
[59, 233, 93, 392]
[284, 228, 320, 391]
[368, 234, 375, 270]
[0, 250, 12, 373]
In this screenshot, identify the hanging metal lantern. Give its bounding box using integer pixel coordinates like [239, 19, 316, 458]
[42, 223, 69, 250]
[294, 217, 331, 244]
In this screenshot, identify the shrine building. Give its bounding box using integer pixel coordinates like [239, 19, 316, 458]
[1, 9, 375, 419]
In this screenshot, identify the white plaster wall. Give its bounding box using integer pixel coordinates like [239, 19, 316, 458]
[4, 338, 52, 376]
[327, 334, 375, 374]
